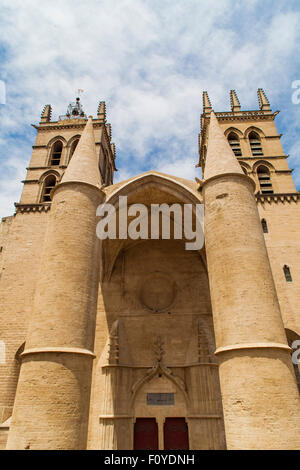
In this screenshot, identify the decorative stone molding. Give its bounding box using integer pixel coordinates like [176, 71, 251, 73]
[108, 321, 119, 365]
[198, 319, 211, 363]
[33, 121, 104, 131]
[255, 192, 300, 204]
[154, 336, 165, 363]
[138, 272, 177, 313]
[131, 362, 189, 407]
[14, 203, 51, 213]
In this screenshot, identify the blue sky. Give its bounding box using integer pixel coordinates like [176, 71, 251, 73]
[0, 0, 300, 218]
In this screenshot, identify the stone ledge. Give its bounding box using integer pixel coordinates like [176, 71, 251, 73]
[215, 342, 291, 355]
[99, 415, 132, 419]
[20, 347, 96, 358]
[187, 415, 222, 419]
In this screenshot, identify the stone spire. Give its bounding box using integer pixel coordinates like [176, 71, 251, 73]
[230, 90, 241, 112]
[204, 111, 243, 180]
[61, 116, 101, 189]
[97, 101, 106, 122]
[202, 91, 212, 113]
[40, 104, 52, 123]
[257, 88, 271, 111]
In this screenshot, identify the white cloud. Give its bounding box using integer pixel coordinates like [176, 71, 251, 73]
[0, 0, 300, 218]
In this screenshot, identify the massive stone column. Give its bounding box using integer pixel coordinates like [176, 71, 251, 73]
[202, 112, 300, 449]
[7, 117, 103, 449]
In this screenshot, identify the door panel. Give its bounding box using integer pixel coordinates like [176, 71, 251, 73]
[164, 417, 189, 450]
[134, 418, 158, 450]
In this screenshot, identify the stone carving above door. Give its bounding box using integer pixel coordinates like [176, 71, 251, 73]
[138, 271, 177, 313]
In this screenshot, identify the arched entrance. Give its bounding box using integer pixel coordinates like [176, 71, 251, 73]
[87, 172, 226, 450]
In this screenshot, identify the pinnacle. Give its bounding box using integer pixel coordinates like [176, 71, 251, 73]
[204, 111, 243, 180]
[257, 88, 271, 110]
[230, 90, 241, 111]
[203, 91, 212, 111]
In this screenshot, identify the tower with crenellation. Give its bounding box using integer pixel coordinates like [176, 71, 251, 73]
[199, 89, 300, 348]
[17, 97, 116, 214]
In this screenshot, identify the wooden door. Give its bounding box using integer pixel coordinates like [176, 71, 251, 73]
[164, 417, 189, 450]
[134, 418, 158, 450]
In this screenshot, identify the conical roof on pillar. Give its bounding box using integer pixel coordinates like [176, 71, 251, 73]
[204, 111, 243, 180]
[61, 116, 101, 188]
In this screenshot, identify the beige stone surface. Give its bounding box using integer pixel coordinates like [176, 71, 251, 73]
[0, 93, 299, 450]
[202, 108, 300, 449]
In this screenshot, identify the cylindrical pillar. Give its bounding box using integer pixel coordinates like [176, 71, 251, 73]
[6, 182, 102, 449]
[203, 173, 300, 449]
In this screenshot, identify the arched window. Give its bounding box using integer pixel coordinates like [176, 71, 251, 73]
[261, 219, 268, 233]
[257, 165, 273, 194]
[69, 139, 79, 161]
[249, 131, 263, 156]
[283, 265, 292, 282]
[50, 141, 63, 166]
[228, 132, 242, 156]
[240, 165, 248, 175]
[41, 175, 56, 202]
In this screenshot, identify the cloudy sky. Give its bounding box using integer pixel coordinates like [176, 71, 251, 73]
[0, 0, 300, 218]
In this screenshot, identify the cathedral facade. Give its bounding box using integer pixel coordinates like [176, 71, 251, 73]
[0, 90, 300, 450]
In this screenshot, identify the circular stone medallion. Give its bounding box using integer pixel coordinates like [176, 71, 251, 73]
[139, 272, 176, 313]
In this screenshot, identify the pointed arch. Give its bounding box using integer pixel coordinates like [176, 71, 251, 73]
[47, 136, 67, 167]
[38, 169, 61, 184]
[227, 131, 242, 157]
[252, 160, 275, 172]
[244, 127, 265, 157]
[40, 173, 58, 202]
[249, 131, 263, 156]
[69, 139, 80, 162]
[67, 134, 81, 148]
[106, 172, 201, 208]
[256, 164, 273, 194]
[239, 160, 253, 175]
[66, 134, 81, 162]
[46, 135, 67, 148]
[224, 127, 243, 138]
[101, 172, 204, 281]
[131, 362, 190, 408]
[244, 126, 266, 139]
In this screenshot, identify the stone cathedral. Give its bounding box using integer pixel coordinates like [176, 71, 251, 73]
[0, 90, 300, 450]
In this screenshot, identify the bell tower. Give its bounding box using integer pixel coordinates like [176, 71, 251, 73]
[198, 89, 300, 341]
[198, 91, 300, 449]
[16, 97, 117, 214]
[198, 88, 297, 195]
